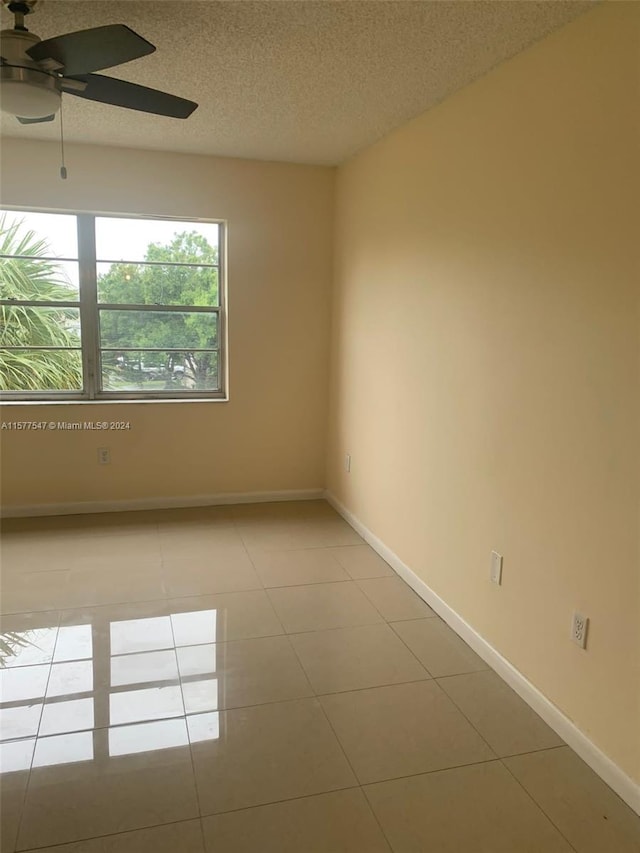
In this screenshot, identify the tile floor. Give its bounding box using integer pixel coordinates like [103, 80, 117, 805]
[0, 500, 638, 852]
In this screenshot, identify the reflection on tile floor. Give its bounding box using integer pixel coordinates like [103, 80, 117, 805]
[1, 500, 639, 852]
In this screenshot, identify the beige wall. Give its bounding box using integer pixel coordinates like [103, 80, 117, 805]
[0, 141, 334, 507]
[327, 3, 640, 784]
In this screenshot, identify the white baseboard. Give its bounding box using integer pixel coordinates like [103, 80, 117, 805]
[325, 490, 640, 816]
[1, 489, 325, 518]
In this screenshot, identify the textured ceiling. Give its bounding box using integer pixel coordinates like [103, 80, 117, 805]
[0, 0, 593, 165]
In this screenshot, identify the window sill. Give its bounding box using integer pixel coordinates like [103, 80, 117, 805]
[0, 397, 229, 406]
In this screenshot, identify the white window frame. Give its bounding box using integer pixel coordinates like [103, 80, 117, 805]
[0, 208, 226, 403]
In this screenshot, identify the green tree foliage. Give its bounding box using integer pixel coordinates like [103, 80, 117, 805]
[0, 215, 82, 391]
[98, 231, 219, 390]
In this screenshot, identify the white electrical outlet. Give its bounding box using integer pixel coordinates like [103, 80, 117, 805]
[345, 453, 351, 473]
[571, 612, 589, 649]
[98, 448, 111, 465]
[490, 551, 503, 585]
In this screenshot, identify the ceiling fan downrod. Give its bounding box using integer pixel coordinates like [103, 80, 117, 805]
[6, 0, 38, 32]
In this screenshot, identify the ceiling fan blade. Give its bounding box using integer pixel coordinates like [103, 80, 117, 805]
[64, 74, 198, 119]
[26, 25, 155, 76]
[17, 114, 56, 124]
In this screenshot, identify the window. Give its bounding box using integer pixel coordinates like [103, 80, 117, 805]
[0, 209, 225, 401]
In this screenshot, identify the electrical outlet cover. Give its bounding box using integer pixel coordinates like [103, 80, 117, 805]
[571, 612, 588, 649]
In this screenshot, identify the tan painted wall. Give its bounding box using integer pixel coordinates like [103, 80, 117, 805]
[327, 3, 640, 783]
[0, 141, 334, 507]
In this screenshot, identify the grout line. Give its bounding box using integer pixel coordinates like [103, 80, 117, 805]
[15, 816, 205, 853]
[384, 620, 436, 678]
[195, 783, 368, 820]
[11, 611, 62, 851]
[499, 756, 579, 852]
[415, 672, 579, 850]
[281, 635, 395, 849]
[198, 815, 208, 852]
[165, 609, 205, 835]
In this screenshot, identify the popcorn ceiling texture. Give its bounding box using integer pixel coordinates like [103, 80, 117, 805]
[0, 1, 593, 165]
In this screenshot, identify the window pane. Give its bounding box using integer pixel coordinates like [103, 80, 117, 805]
[99, 309, 217, 350]
[95, 217, 218, 264]
[0, 348, 83, 392]
[97, 262, 218, 307]
[101, 350, 219, 392]
[0, 305, 81, 347]
[0, 210, 78, 258]
[1, 258, 79, 301]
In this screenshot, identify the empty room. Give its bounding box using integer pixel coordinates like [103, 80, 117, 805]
[0, 1, 638, 851]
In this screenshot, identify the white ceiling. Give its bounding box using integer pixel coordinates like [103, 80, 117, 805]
[0, 0, 593, 165]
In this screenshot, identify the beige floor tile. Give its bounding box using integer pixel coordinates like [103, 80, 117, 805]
[53, 600, 177, 689]
[155, 504, 236, 531]
[504, 747, 640, 853]
[0, 570, 70, 614]
[237, 518, 363, 552]
[109, 684, 185, 726]
[392, 618, 488, 677]
[0, 615, 59, 667]
[17, 722, 199, 850]
[321, 680, 494, 784]
[202, 789, 391, 853]
[0, 608, 60, 631]
[0, 663, 49, 703]
[356, 577, 435, 621]
[290, 623, 429, 694]
[108, 612, 175, 655]
[1, 702, 42, 740]
[162, 553, 262, 597]
[230, 500, 336, 521]
[1, 738, 35, 853]
[62, 533, 163, 570]
[65, 555, 163, 578]
[0, 536, 71, 574]
[110, 649, 180, 687]
[39, 697, 96, 736]
[267, 581, 384, 633]
[365, 760, 573, 852]
[177, 635, 312, 711]
[45, 658, 97, 701]
[248, 547, 350, 587]
[69, 509, 162, 533]
[58, 598, 172, 644]
[30, 819, 205, 852]
[330, 545, 395, 579]
[168, 591, 284, 644]
[158, 527, 245, 560]
[2, 531, 162, 574]
[1, 561, 161, 615]
[438, 670, 564, 756]
[180, 679, 220, 715]
[60, 568, 166, 609]
[2, 510, 160, 538]
[188, 698, 356, 814]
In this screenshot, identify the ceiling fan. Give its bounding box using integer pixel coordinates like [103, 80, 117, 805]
[0, 0, 198, 124]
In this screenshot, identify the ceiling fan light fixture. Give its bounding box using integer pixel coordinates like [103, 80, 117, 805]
[0, 65, 61, 117]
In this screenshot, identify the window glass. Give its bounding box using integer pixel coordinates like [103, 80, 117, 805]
[0, 210, 224, 400]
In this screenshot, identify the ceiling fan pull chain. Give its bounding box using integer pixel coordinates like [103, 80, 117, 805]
[59, 97, 67, 179]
